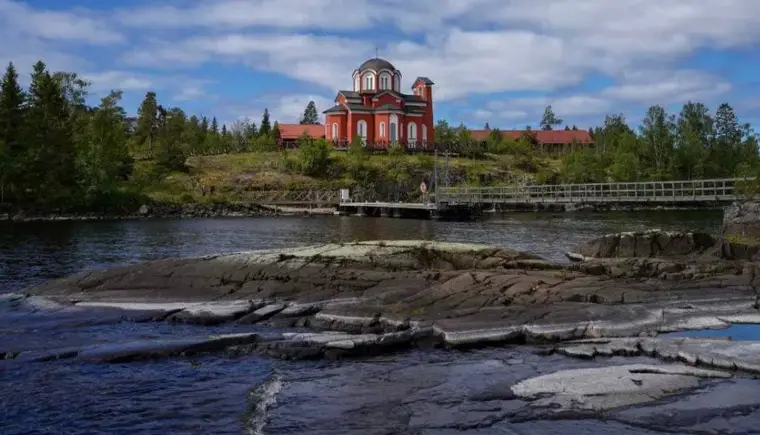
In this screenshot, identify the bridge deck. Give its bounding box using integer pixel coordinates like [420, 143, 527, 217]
[339, 202, 438, 210]
[436, 178, 747, 205]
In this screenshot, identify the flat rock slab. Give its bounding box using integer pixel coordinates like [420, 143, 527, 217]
[557, 337, 760, 374]
[510, 363, 730, 419]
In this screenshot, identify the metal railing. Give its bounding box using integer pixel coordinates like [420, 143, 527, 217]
[242, 190, 339, 205]
[436, 178, 749, 205]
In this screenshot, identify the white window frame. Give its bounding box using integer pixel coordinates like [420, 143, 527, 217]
[389, 114, 398, 142]
[408, 122, 417, 148]
[357, 120, 367, 144]
[332, 123, 338, 140]
[379, 121, 386, 138]
[363, 73, 374, 91]
[354, 76, 360, 92]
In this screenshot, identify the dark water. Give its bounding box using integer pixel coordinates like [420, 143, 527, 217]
[0, 212, 726, 434]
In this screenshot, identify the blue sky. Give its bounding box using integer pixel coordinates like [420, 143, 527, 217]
[3, 0, 760, 131]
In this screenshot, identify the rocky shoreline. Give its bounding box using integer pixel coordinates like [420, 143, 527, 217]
[2, 202, 336, 222]
[8, 201, 760, 425]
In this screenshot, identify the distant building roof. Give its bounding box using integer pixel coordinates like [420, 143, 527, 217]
[277, 124, 325, 140]
[469, 129, 593, 145]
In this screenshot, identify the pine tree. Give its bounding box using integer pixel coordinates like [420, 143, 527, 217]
[484, 122, 490, 130]
[259, 109, 272, 136]
[540, 105, 563, 130]
[713, 103, 742, 176]
[272, 121, 281, 141]
[300, 101, 319, 124]
[0, 62, 26, 202]
[564, 125, 570, 131]
[80, 90, 130, 196]
[25, 60, 77, 203]
[135, 92, 158, 157]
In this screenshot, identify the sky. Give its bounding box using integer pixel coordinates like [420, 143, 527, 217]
[2, 0, 760, 131]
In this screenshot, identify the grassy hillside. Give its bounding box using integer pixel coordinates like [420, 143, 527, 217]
[138, 150, 561, 205]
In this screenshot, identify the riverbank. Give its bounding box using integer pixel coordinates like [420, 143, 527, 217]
[2, 202, 337, 222]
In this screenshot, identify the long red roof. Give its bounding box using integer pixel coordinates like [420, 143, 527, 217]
[278, 124, 326, 140]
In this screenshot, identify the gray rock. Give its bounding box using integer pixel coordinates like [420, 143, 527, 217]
[569, 229, 715, 260]
[510, 363, 730, 418]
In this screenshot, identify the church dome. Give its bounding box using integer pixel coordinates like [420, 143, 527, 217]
[357, 57, 396, 72]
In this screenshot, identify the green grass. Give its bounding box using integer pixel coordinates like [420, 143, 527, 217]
[138, 151, 562, 204]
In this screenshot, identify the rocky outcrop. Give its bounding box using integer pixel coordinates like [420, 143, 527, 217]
[567, 229, 715, 261]
[717, 201, 760, 261]
[555, 336, 760, 374]
[15, 240, 760, 361]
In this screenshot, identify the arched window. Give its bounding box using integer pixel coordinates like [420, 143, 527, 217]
[407, 122, 417, 148]
[354, 75, 360, 92]
[332, 123, 338, 141]
[422, 124, 428, 144]
[357, 120, 367, 144]
[379, 73, 391, 90]
[363, 73, 374, 91]
[379, 122, 386, 138]
[389, 114, 398, 142]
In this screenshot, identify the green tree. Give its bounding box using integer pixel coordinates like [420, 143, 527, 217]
[540, 105, 563, 130]
[296, 134, 331, 176]
[0, 62, 26, 203]
[157, 107, 188, 171]
[259, 109, 272, 136]
[135, 92, 159, 157]
[712, 103, 742, 176]
[25, 60, 77, 205]
[300, 101, 319, 124]
[675, 102, 711, 180]
[79, 90, 131, 198]
[639, 105, 676, 179]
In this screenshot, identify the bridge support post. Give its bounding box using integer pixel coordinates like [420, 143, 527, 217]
[380, 207, 390, 217]
[355, 206, 366, 217]
[392, 209, 402, 218]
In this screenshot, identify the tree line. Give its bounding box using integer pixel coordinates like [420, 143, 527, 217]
[442, 102, 760, 183]
[0, 61, 282, 212]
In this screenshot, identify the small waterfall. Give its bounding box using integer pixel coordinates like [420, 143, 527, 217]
[245, 372, 283, 435]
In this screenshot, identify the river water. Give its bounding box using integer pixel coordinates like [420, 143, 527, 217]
[0, 212, 725, 434]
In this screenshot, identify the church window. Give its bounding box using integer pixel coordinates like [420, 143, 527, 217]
[332, 123, 338, 140]
[380, 122, 386, 138]
[363, 73, 374, 91]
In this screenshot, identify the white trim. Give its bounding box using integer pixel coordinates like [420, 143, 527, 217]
[405, 102, 427, 107]
[357, 119, 368, 142]
[374, 110, 405, 114]
[363, 72, 375, 91]
[422, 124, 427, 142]
[332, 123, 338, 139]
[353, 76, 360, 92]
[404, 113, 424, 117]
[379, 121, 386, 138]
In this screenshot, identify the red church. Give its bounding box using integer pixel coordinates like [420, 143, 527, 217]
[321, 57, 435, 149]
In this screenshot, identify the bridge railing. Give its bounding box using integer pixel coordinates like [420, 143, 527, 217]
[242, 190, 339, 205]
[436, 178, 750, 204]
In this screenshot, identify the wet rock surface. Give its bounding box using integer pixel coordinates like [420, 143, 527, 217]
[16, 240, 760, 360]
[568, 229, 715, 260]
[9, 239, 760, 431]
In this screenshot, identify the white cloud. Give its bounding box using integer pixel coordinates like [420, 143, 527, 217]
[482, 69, 732, 125]
[2, 0, 758, 127]
[83, 71, 153, 93]
[0, 0, 123, 45]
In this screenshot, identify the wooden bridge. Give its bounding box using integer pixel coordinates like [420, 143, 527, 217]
[243, 178, 752, 219]
[436, 178, 745, 206]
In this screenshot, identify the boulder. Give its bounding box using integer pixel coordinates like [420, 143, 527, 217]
[717, 201, 760, 261]
[567, 229, 715, 260]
